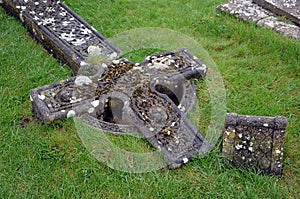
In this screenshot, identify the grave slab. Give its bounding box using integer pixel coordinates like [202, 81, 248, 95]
[30, 48, 210, 168]
[223, 113, 287, 175]
[0, 0, 121, 74]
[254, 0, 300, 26]
[217, 0, 300, 39]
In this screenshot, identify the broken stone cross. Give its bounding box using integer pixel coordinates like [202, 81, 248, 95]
[1, 0, 210, 168]
[30, 48, 211, 168]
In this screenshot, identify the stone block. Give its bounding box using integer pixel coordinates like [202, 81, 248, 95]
[223, 113, 287, 175]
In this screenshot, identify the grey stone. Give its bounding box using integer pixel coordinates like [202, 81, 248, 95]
[30, 48, 210, 168]
[222, 113, 287, 175]
[254, 0, 300, 26]
[1, 0, 121, 74]
[217, 0, 300, 39]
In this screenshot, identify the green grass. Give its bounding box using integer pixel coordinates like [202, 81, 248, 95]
[0, 0, 299, 198]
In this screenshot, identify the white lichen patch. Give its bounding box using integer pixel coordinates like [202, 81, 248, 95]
[70, 98, 82, 103]
[148, 63, 168, 70]
[87, 46, 102, 55]
[263, 123, 269, 127]
[91, 100, 100, 107]
[80, 28, 92, 35]
[109, 52, 118, 59]
[101, 63, 108, 68]
[88, 107, 95, 114]
[59, 11, 67, 16]
[72, 38, 86, 46]
[19, 12, 24, 23]
[112, 60, 120, 65]
[42, 17, 55, 26]
[75, 76, 92, 86]
[67, 110, 75, 118]
[60, 32, 76, 42]
[248, 147, 253, 152]
[235, 144, 243, 150]
[80, 61, 89, 66]
[183, 157, 189, 163]
[179, 106, 186, 112]
[275, 149, 281, 154]
[38, 94, 46, 100]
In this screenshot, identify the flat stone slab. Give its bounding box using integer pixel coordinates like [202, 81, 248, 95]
[254, 0, 300, 26]
[1, 0, 121, 74]
[223, 113, 287, 175]
[30, 48, 210, 168]
[217, 0, 300, 39]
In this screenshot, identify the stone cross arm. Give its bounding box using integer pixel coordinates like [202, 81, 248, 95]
[1, 0, 121, 73]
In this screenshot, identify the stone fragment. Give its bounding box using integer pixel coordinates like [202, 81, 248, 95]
[1, 0, 121, 73]
[222, 113, 287, 175]
[217, 0, 300, 39]
[254, 0, 300, 26]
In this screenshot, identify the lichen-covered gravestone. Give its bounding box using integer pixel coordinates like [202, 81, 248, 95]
[0, 0, 121, 73]
[254, 0, 300, 26]
[223, 113, 287, 175]
[217, 0, 300, 39]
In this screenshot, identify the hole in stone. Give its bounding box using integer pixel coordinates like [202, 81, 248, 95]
[154, 84, 184, 106]
[100, 97, 124, 124]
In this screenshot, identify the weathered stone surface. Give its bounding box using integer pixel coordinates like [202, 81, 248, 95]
[0, 0, 121, 73]
[223, 113, 287, 175]
[254, 0, 300, 26]
[217, 0, 300, 39]
[30, 48, 210, 168]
